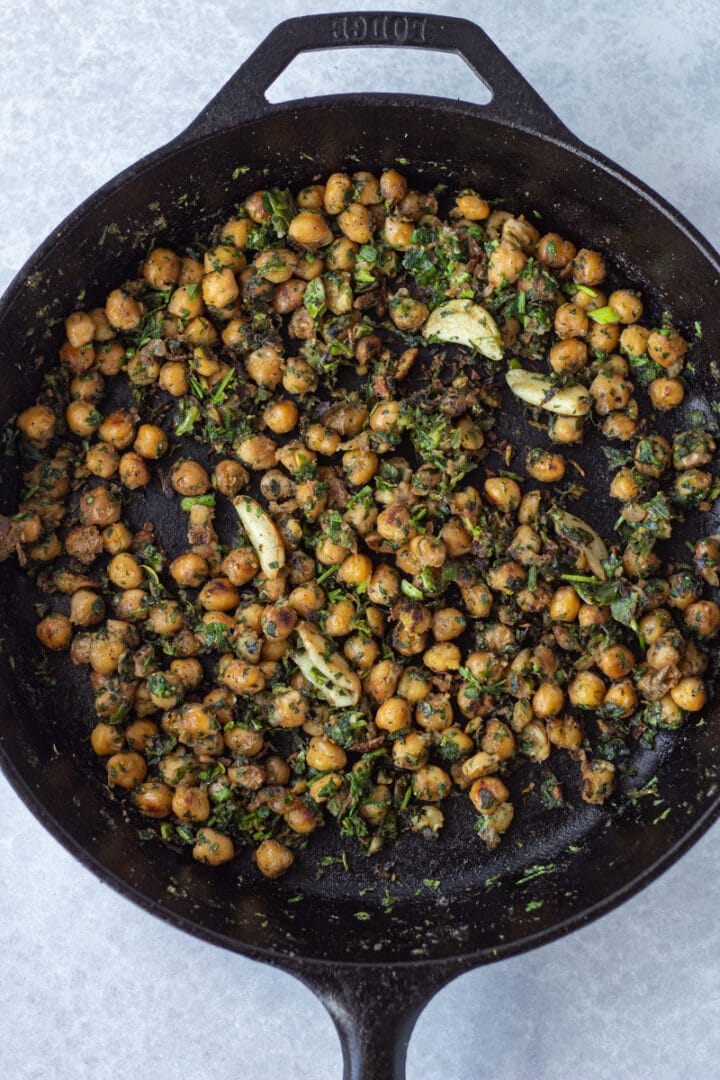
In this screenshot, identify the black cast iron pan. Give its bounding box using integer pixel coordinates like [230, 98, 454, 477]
[2, 13, 720, 1079]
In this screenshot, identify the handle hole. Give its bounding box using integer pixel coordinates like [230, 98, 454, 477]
[265, 47, 492, 106]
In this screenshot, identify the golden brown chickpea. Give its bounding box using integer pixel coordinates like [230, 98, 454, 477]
[572, 249, 606, 286]
[670, 676, 706, 712]
[196, 577, 239, 613]
[649, 378, 684, 411]
[36, 612, 72, 651]
[647, 328, 688, 369]
[389, 290, 429, 331]
[102, 523, 133, 554]
[65, 310, 96, 349]
[342, 448, 378, 487]
[337, 202, 372, 243]
[70, 370, 104, 402]
[537, 232, 576, 269]
[684, 600, 720, 640]
[70, 589, 105, 627]
[107, 751, 147, 789]
[607, 289, 642, 323]
[168, 552, 207, 588]
[172, 786, 210, 822]
[554, 302, 589, 339]
[171, 460, 210, 496]
[118, 452, 150, 490]
[603, 678, 638, 717]
[305, 422, 340, 455]
[193, 828, 235, 866]
[597, 644, 635, 679]
[372, 696, 409, 733]
[98, 410, 135, 451]
[220, 659, 266, 695]
[609, 468, 641, 502]
[568, 670, 606, 709]
[384, 217, 414, 250]
[204, 244, 246, 274]
[634, 435, 671, 478]
[143, 247, 181, 290]
[132, 780, 173, 819]
[379, 168, 408, 203]
[306, 734, 347, 772]
[456, 190, 490, 220]
[431, 607, 466, 642]
[133, 423, 167, 460]
[337, 553, 373, 589]
[260, 604, 297, 640]
[392, 730, 429, 772]
[602, 410, 638, 441]
[106, 553, 142, 590]
[532, 683, 565, 718]
[549, 337, 588, 374]
[423, 642, 461, 673]
[105, 288, 141, 331]
[487, 240, 527, 288]
[256, 838, 294, 878]
[220, 215, 252, 248]
[288, 210, 333, 248]
[413, 765, 452, 802]
[85, 443, 118, 479]
[90, 722, 124, 756]
[480, 719, 516, 762]
[167, 284, 203, 321]
[65, 399, 102, 437]
[469, 776, 509, 815]
[145, 600, 184, 636]
[549, 586, 580, 623]
[620, 324, 650, 359]
[484, 476, 521, 513]
[16, 404, 56, 443]
[526, 448, 566, 483]
[590, 371, 633, 415]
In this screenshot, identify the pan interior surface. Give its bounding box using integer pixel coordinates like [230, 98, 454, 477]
[2, 100, 720, 966]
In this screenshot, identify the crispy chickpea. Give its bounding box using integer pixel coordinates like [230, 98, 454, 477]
[70, 589, 105, 627]
[603, 678, 638, 718]
[98, 410, 135, 450]
[36, 612, 72, 651]
[392, 731, 429, 772]
[526, 448, 566, 483]
[384, 217, 414, 250]
[210, 460, 246, 498]
[487, 240, 526, 289]
[105, 288, 141, 331]
[106, 553, 142, 590]
[484, 476, 521, 513]
[306, 734, 347, 772]
[221, 659, 266, 694]
[456, 190, 490, 220]
[549, 337, 587, 374]
[469, 776, 509, 815]
[379, 169, 408, 202]
[198, 577, 240, 612]
[106, 751, 146, 790]
[597, 644, 635, 680]
[102, 523, 133, 555]
[647, 328, 688, 369]
[684, 600, 720, 640]
[86, 443, 119, 479]
[337, 553, 373, 589]
[568, 670, 606, 709]
[143, 247, 181, 290]
[134, 423, 168, 460]
[572, 249, 605, 286]
[171, 460, 210, 496]
[554, 302, 589, 339]
[669, 676, 705, 712]
[608, 289, 643, 323]
[609, 468, 641, 502]
[634, 435, 671, 478]
[118, 451, 151, 490]
[590, 372, 633, 416]
[338, 202, 372, 243]
[261, 604, 297, 640]
[132, 781, 173, 819]
[90, 722, 124, 756]
[16, 404, 56, 443]
[172, 786, 210, 822]
[549, 586, 580, 623]
[193, 828, 234, 866]
[423, 643, 461, 673]
[145, 600, 184, 636]
[649, 377, 684, 411]
[431, 607, 466, 642]
[374, 696, 410, 733]
[537, 232, 576, 269]
[342, 448, 378, 487]
[532, 683, 565, 718]
[288, 211, 333, 248]
[389, 290, 429, 331]
[66, 399, 102, 436]
[580, 758, 615, 804]
[169, 552, 208, 588]
[413, 765, 452, 802]
[256, 838, 294, 878]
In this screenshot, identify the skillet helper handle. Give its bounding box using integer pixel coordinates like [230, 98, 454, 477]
[298, 963, 456, 1080]
[183, 11, 572, 141]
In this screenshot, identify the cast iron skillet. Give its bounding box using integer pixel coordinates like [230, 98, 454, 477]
[2, 12, 720, 1079]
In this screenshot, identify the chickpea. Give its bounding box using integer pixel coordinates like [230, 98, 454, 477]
[684, 600, 720, 640]
[647, 328, 688, 369]
[256, 838, 294, 878]
[85, 443, 118, 479]
[469, 776, 509, 815]
[365, 659, 402, 704]
[568, 670, 606, 709]
[118, 452, 151, 490]
[98, 410, 135, 451]
[16, 404, 56, 443]
[549, 586, 580, 623]
[602, 410, 638, 442]
[261, 400, 298, 437]
[413, 765, 452, 802]
[193, 828, 234, 866]
[545, 713, 583, 751]
[431, 607, 466, 642]
[288, 211, 333, 248]
[590, 372, 633, 416]
[36, 612, 72, 651]
[549, 338, 587, 374]
[171, 460, 210, 497]
[259, 604, 297, 640]
[423, 643, 461, 673]
[342, 448, 378, 487]
[554, 302, 589, 339]
[383, 217, 414, 250]
[70, 589, 105, 627]
[337, 553, 372, 589]
[484, 476, 521, 513]
[648, 377, 684, 411]
[168, 552, 207, 588]
[105, 288, 141, 331]
[603, 678, 638, 718]
[102, 524, 133, 555]
[607, 289, 643, 323]
[142, 247, 181, 290]
[66, 399, 102, 437]
[634, 435, 671, 478]
[389, 290, 429, 331]
[479, 719, 515, 762]
[337, 202, 372, 243]
[306, 734, 347, 772]
[519, 721, 551, 762]
[392, 731, 429, 771]
[172, 786, 210, 822]
[344, 635, 379, 671]
[374, 696, 410, 733]
[597, 644, 635, 680]
[456, 190, 490, 220]
[580, 758, 615, 804]
[526, 448, 565, 483]
[90, 722, 124, 756]
[210, 460, 246, 498]
[220, 659, 266, 695]
[532, 683, 565, 718]
[106, 751, 147, 789]
[198, 577, 240, 612]
[537, 232, 576, 269]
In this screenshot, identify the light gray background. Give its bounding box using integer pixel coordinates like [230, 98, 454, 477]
[1, 1, 719, 1077]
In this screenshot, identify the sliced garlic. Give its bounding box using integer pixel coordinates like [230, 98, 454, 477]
[505, 369, 591, 416]
[549, 507, 608, 580]
[423, 299, 504, 361]
[232, 495, 285, 579]
[292, 621, 362, 708]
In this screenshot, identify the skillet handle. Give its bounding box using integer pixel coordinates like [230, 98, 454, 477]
[296, 961, 459, 1080]
[183, 11, 573, 142]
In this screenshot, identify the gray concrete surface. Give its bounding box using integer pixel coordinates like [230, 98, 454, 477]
[1, 1, 719, 1077]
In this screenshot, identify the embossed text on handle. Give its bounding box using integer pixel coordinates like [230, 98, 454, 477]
[331, 15, 427, 45]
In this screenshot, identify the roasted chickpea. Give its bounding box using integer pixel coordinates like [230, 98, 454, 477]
[193, 828, 234, 866]
[256, 838, 294, 878]
[684, 600, 720, 640]
[526, 448, 566, 483]
[171, 460, 210, 496]
[484, 476, 521, 513]
[106, 751, 146, 789]
[554, 303, 589, 339]
[568, 670, 606, 708]
[413, 765, 452, 802]
[647, 327, 688, 369]
[549, 586, 580, 623]
[134, 423, 167, 460]
[36, 612, 72, 651]
[105, 288, 141, 331]
[288, 211, 333, 248]
[537, 232, 576, 269]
